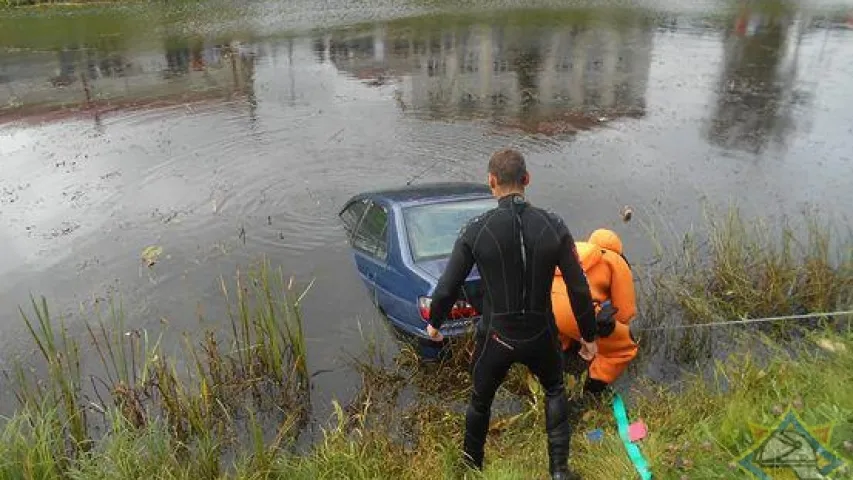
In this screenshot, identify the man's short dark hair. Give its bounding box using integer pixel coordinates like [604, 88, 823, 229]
[488, 148, 528, 187]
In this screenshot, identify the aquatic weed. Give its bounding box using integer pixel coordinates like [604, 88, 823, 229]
[16, 296, 90, 454]
[4, 258, 312, 478]
[638, 204, 853, 361]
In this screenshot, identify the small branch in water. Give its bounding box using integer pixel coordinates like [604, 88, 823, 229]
[310, 369, 334, 379]
[295, 277, 316, 306]
[89, 375, 112, 413]
[80, 71, 92, 108]
[328, 128, 344, 142]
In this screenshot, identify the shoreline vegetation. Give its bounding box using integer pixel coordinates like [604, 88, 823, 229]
[2, 206, 853, 479]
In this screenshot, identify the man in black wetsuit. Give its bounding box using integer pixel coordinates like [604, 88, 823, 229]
[425, 148, 599, 479]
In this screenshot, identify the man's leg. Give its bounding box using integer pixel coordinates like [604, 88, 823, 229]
[584, 376, 610, 395]
[464, 332, 514, 469]
[523, 330, 575, 478]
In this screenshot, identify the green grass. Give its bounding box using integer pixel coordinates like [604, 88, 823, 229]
[3, 329, 851, 479]
[1, 208, 852, 479]
[0, 0, 256, 51]
[636, 205, 853, 363]
[2, 257, 311, 479]
[565, 330, 853, 479]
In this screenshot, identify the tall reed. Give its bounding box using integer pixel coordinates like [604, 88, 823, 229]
[3, 258, 312, 478]
[17, 295, 89, 455]
[638, 205, 853, 361]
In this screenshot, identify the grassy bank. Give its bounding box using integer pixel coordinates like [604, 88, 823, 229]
[4, 329, 851, 479]
[2, 260, 311, 479]
[638, 206, 853, 364]
[0, 0, 257, 51]
[2, 208, 853, 479]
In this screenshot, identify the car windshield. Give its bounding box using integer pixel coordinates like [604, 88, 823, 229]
[403, 198, 496, 262]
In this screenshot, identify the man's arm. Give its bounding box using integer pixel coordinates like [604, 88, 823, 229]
[428, 231, 476, 331]
[556, 225, 597, 343]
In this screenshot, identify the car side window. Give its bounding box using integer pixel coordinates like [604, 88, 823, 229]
[340, 199, 369, 237]
[353, 202, 389, 261]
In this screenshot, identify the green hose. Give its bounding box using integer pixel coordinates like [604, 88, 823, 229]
[612, 393, 653, 479]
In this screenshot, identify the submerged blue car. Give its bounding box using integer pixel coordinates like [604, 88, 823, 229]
[338, 182, 496, 356]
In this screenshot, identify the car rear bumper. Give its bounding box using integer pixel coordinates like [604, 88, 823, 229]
[387, 314, 479, 340]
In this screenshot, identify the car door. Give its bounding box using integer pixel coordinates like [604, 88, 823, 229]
[350, 200, 390, 305]
[368, 207, 413, 327]
[339, 197, 371, 289]
[339, 197, 369, 239]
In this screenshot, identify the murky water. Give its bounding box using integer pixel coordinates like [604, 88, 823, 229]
[2, 0, 853, 424]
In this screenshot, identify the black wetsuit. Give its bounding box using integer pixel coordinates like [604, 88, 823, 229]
[427, 193, 596, 477]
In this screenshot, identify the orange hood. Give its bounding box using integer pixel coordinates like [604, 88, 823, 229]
[588, 228, 623, 255]
[576, 241, 603, 270]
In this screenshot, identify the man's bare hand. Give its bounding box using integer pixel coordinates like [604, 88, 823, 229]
[578, 339, 598, 361]
[426, 324, 444, 342]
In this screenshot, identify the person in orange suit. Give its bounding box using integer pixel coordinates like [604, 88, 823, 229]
[551, 228, 638, 395]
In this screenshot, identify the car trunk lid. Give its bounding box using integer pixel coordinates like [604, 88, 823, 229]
[415, 258, 485, 320]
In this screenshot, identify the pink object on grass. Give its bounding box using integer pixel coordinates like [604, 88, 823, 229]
[628, 420, 648, 442]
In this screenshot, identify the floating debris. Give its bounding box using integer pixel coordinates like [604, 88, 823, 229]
[328, 128, 345, 142]
[142, 245, 163, 267]
[152, 208, 183, 224]
[46, 222, 80, 238]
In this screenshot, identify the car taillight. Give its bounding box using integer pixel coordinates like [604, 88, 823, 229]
[418, 296, 478, 322]
[418, 296, 432, 321]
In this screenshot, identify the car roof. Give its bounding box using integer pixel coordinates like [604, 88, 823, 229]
[347, 182, 493, 207]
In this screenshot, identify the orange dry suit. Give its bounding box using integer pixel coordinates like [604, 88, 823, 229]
[551, 229, 638, 385]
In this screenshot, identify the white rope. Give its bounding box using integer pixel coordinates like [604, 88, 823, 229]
[635, 309, 853, 332]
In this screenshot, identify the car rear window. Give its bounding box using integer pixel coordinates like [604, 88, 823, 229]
[403, 198, 496, 262]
